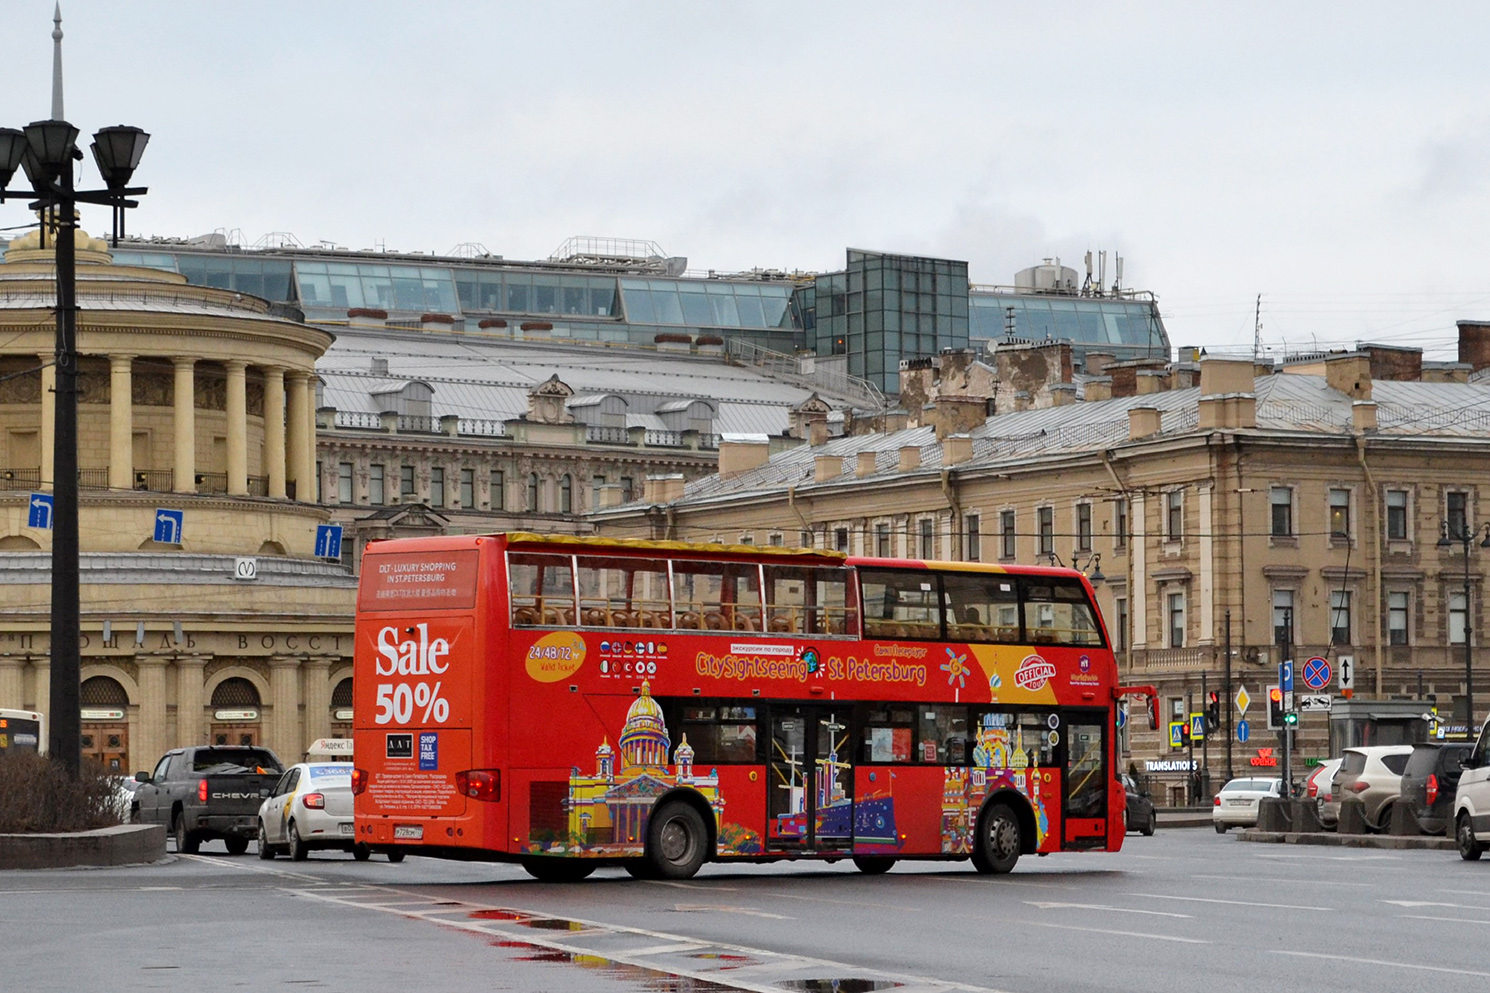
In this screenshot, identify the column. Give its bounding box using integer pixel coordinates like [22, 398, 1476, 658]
[108, 354, 135, 490]
[285, 370, 307, 502]
[268, 656, 302, 760]
[302, 373, 319, 502]
[302, 657, 333, 745]
[1131, 492, 1148, 649]
[136, 656, 168, 768]
[31, 656, 49, 727]
[176, 656, 207, 747]
[263, 366, 286, 499]
[224, 360, 248, 496]
[39, 354, 55, 490]
[172, 357, 196, 493]
[1199, 483, 1214, 645]
[0, 657, 23, 709]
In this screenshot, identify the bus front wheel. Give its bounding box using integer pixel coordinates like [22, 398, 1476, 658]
[522, 858, 596, 882]
[852, 856, 896, 875]
[971, 802, 1021, 875]
[646, 801, 708, 880]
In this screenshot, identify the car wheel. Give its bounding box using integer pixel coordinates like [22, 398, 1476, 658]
[352, 843, 371, 862]
[646, 801, 708, 880]
[971, 802, 1021, 874]
[174, 814, 199, 854]
[522, 858, 596, 882]
[852, 856, 896, 875]
[287, 821, 309, 862]
[1142, 809, 1157, 837]
[224, 837, 249, 856]
[257, 821, 276, 860]
[1214, 822, 1228, 834]
[1457, 813, 1484, 861]
[386, 850, 406, 863]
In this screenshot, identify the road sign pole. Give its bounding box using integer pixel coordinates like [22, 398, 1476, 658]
[1201, 670, 1210, 799]
[1224, 610, 1234, 782]
[1186, 687, 1195, 804]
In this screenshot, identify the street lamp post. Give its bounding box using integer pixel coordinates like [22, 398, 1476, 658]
[0, 12, 149, 776]
[1437, 520, 1490, 737]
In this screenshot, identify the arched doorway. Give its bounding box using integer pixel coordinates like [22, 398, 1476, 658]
[80, 676, 130, 771]
[330, 677, 353, 738]
[210, 677, 263, 747]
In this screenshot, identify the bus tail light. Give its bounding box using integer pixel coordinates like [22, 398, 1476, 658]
[455, 769, 501, 802]
[351, 768, 368, 796]
[198, 778, 208, 803]
[303, 792, 326, 810]
[1426, 774, 1439, 806]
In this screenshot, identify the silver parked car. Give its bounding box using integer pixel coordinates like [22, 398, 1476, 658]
[1213, 777, 1282, 832]
[1308, 758, 1343, 828]
[256, 762, 390, 861]
[1331, 745, 1413, 831]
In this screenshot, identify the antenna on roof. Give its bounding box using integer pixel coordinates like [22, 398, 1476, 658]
[1253, 294, 1263, 361]
[51, 3, 64, 119]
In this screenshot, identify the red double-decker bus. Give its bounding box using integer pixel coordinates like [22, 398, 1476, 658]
[352, 532, 1155, 880]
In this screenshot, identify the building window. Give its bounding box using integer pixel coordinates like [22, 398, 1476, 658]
[835, 527, 850, 552]
[768, 532, 784, 547]
[919, 518, 934, 559]
[337, 462, 353, 504]
[592, 474, 605, 509]
[1168, 593, 1185, 648]
[739, 533, 754, 545]
[876, 523, 892, 558]
[1388, 591, 1409, 646]
[1329, 488, 1351, 538]
[559, 474, 573, 514]
[1448, 491, 1469, 538]
[1000, 509, 1016, 560]
[1076, 502, 1092, 552]
[490, 468, 504, 510]
[459, 468, 474, 509]
[1272, 590, 1294, 646]
[620, 476, 635, 502]
[964, 513, 981, 561]
[799, 531, 812, 548]
[399, 465, 415, 500]
[369, 464, 385, 506]
[1037, 506, 1053, 557]
[1386, 489, 1408, 540]
[430, 467, 445, 508]
[1114, 499, 1127, 549]
[1329, 590, 1352, 646]
[1114, 597, 1128, 652]
[1270, 486, 1293, 537]
[527, 473, 540, 512]
[1166, 490, 1183, 542]
[1450, 591, 1468, 645]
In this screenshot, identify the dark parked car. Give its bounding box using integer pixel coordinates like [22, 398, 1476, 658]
[1401, 741, 1474, 835]
[1121, 774, 1156, 835]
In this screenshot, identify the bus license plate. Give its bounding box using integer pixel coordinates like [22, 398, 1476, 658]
[394, 825, 423, 840]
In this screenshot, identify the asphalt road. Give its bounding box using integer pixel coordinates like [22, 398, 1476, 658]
[4, 829, 1490, 993]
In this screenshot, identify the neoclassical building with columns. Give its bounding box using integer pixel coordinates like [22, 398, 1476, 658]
[0, 226, 354, 771]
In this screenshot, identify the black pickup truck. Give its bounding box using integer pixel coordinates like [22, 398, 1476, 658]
[132, 746, 284, 854]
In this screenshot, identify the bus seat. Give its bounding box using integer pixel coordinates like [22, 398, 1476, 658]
[582, 607, 608, 626]
[612, 610, 638, 628]
[676, 611, 702, 630]
[513, 606, 540, 625]
[768, 614, 796, 633]
[733, 612, 759, 631]
[704, 611, 728, 630]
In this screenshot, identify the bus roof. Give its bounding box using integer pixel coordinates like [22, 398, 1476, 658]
[365, 532, 847, 564]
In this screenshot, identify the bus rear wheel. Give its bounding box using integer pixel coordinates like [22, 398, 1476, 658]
[852, 856, 896, 875]
[522, 858, 596, 882]
[646, 801, 708, 880]
[971, 802, 1021, 875]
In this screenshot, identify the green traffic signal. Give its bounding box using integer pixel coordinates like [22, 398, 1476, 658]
[1283, 712, 1299, 727]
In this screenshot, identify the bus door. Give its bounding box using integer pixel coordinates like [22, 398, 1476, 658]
[766, 705, 853, 853]
[1061, 711, 1108, 848]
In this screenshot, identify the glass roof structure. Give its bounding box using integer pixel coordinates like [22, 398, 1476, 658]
[969, 291, 1169, 363]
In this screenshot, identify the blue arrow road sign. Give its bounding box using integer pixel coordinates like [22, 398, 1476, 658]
[315, 524, 343, 560]
[1237, 719, 1250, 743]
[27, 492, 53, 530]
[1302, 656, 1332, 691]
[153, 508, 184, 545]
[1280, 660, 1294, 693]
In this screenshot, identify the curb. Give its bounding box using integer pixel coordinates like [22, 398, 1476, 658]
[0, 823, 167, 870]
[1236, 829, 1456, 851]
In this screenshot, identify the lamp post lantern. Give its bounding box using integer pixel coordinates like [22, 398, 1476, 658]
[1437, 519, 1490, 738]
[0, 7, 149, 776]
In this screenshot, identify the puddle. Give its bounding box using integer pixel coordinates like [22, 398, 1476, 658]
[691, 953, 755, 971]
[777, 982, 903, 992]
[467, 908, 587, 931]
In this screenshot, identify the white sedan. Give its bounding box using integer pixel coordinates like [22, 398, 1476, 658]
[1213, 777, 1283, 832]
[256, 762, 397, 861]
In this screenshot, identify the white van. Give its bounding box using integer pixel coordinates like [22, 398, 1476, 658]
[1453, 721, 1490, 860]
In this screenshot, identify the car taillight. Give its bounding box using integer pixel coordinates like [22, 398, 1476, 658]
[198, 778, 208, 803]
[351, 768, 368, 796]
[1213, 796, 1221, 806]
[1307, 776, 1319, 798]
[455, 769, 501, 802]
[1426, 774, 1439, 806]
[1347, 780, 1369, 793]
[302, 792, 325, 810]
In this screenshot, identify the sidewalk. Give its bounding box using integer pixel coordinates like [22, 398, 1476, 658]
[1156, 807, 1214, 828]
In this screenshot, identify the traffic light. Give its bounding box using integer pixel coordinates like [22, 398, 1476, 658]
[1283, 710, 1299, 729]
[1206, 691, 1221, 731]
[1267, 685, 1284, 730]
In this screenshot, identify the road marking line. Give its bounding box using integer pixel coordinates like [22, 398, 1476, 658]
[673, 903, 793, 919]
[1399, 915, 1490, 925]
[137, 886, 182, 891]
[1253, 852, 1400, 861]
[1020, 920, 1208, 944]
[1024, 901, 1189, 918]
[1192, 874, 1371, 887]
[1384, 900, 1490, 911]
[1129, 893, 1332, 911]
[647, 880, 740, 892]
[180, 853, 321, 883]
[769, 892, 924, 912]
[1273, 950, 1490, 978]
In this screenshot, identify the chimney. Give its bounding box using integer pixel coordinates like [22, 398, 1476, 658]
[1459, 320, 1490, 373]
[1360, 343, 1423, 382]
[898, 445, 922, 472]
[931, 394, 989, 440]
[1325, 352, 1373, 400]
[643, 473, 686, 503]
[1128, 405, 1162, 440]
[855, 451, 878, 478]
[808, 420, 829, 446]
[1352, 400, 1377, 433]
[942, 434, 974, 465]
[1048, 383, 1077, 407]
[1197, 356, 1257, 430]
[1423, 362, 1471, 384]
[1135, 369, 1166, 395]
[1199, 357, 1255, 396]
[1085, 352, 1115, 378]
[816, 454, 845, 483]
[440, 413, 461, 437]
[718, 437, 771, 480]
[1084, 377, 1112, 402]
[379, 410, 400, 433]
[598, 483, 624, 508]
[1013, 391, 1031, 412]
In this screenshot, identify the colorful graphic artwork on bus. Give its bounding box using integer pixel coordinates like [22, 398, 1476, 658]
[940, 711, 1055, 852]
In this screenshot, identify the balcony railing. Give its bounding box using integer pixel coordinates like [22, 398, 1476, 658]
[194, 472, 228, 495]
[586, 426, 629, 445]
[0, 468, 41, 490]
[247, 475, 268, 497]
[133, 469, 174, 492]
[78, 468, 109, 490]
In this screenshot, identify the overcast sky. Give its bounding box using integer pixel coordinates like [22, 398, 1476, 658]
[6, 1, 1490, 359]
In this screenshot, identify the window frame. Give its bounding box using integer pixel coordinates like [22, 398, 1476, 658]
[1387, 590, 1409, 646]
[1165, 489, 1184, 543]
[1269, 485, 1294, 538]
[1329, 487, 1352, 540]
[999, 509, 1016, 561]
[1075, 501, 1093, 552]
[1037, 505, 1054, 557]
[1167, 591, 1186, 648]
[1385, 488, 1409, 541]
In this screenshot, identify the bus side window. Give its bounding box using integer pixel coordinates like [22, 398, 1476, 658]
[941, 573, 1020, 643]
[508, 553, 575, 626]
[858, 704, 915, 763]
[858, 569, 943, 640]
[672, 562, 762, 632]
[763, 565, 852, 635]
[917, 705, 969, 764]
[972, 709, 1057, 769]
[674, 702, 759, 763]
[1020, 577, 1104, 646]
[576, 556, 672, 629]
